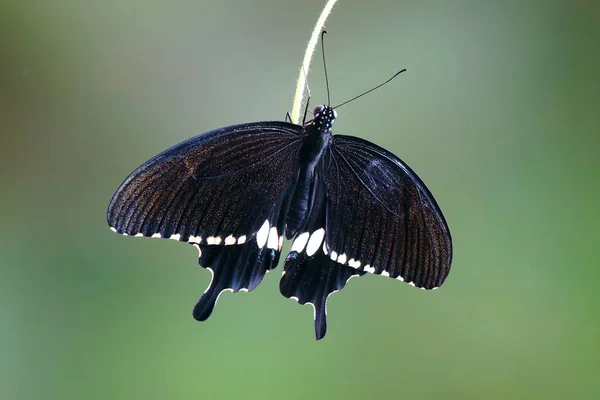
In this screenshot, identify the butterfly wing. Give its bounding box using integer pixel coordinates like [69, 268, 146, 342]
[279, 172, 365, 340]
[280, 135, 452, 340]
[107, 121, 303, 320]
[323, 135, 452, 289]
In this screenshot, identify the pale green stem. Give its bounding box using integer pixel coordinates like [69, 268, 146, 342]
[290, 0, 338, 124]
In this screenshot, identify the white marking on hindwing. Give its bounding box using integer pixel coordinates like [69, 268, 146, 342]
[309, 302, 316, 320]
[151, 233, 162, 239]
[306, 228, 325, 257]
[214, 288, 234, 305]
[203, 267, 214, 292]
[288, 296, 319, 321]
[323, 254, 419, 289]
[224, 235, 236, 245]
[169, 233, 181, 241]
[267, 227, 279, 249]
[110, 227, 117, 233]
[193, 243, 202, 258]
[288, 297, 317, 320]
[237, 235, 246, 244]
[188, 235, 201, 243]
[256, 220, 270, 248]
[134, 233, 143, 237]
[363, 265, 375, 274]
[122, 233, 128, 236]
[206, 236, 221, 245]
[278, 236, 284, 251]
[322, 242, 328, 255]
[323, 271, 361, 319]
[290, 232, 310, 252]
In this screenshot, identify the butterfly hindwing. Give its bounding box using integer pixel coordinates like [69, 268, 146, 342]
[323, 135, 452, 289]
[192, 192, 289, 321]
[281, 248, 365, 339]
[280, 172, 365, 339]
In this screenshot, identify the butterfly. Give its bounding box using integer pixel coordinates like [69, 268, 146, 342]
[107, 79, 452, 340]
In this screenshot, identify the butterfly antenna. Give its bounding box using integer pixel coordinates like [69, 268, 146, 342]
[332, 69, 407, 109]
[321, 30, 331, 106]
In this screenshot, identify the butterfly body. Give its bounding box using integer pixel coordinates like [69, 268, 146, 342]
[286, 105, 335, 238]
[107, 104, 452, 340]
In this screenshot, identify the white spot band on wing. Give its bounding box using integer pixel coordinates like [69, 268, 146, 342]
[206, 236, 221, 245]
[290, 232, 310, 252]
[256, 220, 270, 248]
[305, 228, 325, 257]
[363, 265, 375, 274]
[267, 227, 279, 249]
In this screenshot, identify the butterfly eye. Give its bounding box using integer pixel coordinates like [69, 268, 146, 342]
[313, 105, 325, 116]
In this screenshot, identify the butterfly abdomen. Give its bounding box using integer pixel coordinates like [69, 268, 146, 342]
[285, 169, 314, 238]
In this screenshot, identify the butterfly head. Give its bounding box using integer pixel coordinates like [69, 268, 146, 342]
[311, 105, 337, 133]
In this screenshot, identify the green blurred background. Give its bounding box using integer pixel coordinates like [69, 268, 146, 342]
[1, 0, 599, 399]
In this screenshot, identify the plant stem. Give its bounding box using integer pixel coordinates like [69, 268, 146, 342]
[290, 0, 338, 124]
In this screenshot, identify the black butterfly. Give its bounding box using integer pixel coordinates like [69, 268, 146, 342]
[107, 98, 452, 340]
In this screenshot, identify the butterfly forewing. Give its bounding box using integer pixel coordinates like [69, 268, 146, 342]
[323, 135, 452, 289]
[107, 122, 303, 243]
